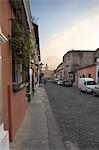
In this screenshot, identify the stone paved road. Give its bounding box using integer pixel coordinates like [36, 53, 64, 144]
[45, 82, 99, 150]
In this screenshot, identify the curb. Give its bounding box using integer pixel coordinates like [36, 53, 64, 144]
[44, 88, 66, 150]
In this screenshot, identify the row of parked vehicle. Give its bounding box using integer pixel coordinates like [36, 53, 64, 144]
[51, 77, 99, 97]
[52, 79, 73, 87]
[78, 77, 99, 96]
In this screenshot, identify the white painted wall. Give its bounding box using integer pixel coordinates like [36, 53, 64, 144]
[29, 68, 33, 99]
[0, 124, 9, 150]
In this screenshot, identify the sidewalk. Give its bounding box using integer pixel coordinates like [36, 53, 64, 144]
[10, 85, 66, 150]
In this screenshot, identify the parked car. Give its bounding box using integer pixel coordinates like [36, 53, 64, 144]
[78, 78, 96, 93]
[54, 78, 59, 84]
[93, 84, 99, 96]
[62, 80, 72, 87]
[57, 80, 63, 85]
[51, 80, 55, 83]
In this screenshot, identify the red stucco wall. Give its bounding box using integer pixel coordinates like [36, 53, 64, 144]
[75, 64, 96, 86]
[11, 88, 28, 140]
[0, 0, 28, 141]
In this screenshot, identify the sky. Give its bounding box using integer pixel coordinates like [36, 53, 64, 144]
[30, 0, 99, 61]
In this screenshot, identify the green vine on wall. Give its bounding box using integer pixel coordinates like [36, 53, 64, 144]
[10, 20, 34, 68]
[10, 20, 23, 56]
[23, 31, 34, 67]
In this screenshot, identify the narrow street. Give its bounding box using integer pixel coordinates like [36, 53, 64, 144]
[45, 82, 99, 150]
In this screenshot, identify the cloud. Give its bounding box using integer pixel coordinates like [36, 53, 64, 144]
[42, 14, 99, 59]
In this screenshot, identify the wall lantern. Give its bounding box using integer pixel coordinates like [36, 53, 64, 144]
[31, 59, 34, 64]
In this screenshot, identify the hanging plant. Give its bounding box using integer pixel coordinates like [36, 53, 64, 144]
[22, 31, 34, 68]
[10, 20, 35, 68]
[10, 20, 23, 57]
[10, 20, 35, 67]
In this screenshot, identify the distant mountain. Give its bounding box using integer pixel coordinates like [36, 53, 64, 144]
[42, 56, 61, 70]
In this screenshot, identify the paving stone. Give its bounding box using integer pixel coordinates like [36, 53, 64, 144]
[49, 134, 65, 150]
[45, 82, 99, 150]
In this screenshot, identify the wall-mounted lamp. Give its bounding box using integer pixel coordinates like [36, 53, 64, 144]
[31, 59, 34, 64]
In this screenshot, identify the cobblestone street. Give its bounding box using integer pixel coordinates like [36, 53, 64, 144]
[45, 82, 99, 150]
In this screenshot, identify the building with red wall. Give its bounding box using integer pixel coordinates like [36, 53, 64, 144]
[75, 60, 99, 86]
[0, 25, 9, 149]
[0, 0, 33, 143]
[31, 23, 41, 92]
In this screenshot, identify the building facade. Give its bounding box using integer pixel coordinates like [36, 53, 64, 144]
[0, 0, 36, 145]
[43, 64, 53, 80]
[75, 57, 99, 86]
[63, 49, 98, 81]
[53, 62, 64, 80]
[0, 26, 9, 150]
[31, 23, 41, 92]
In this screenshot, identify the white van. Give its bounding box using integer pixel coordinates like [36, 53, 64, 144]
[78, 78, 96, 93]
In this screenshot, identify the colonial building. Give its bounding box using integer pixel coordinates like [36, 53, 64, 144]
[53, 62, 64, 80]
[53, 69, 57, 79]
[43, 64, 53, 79]
[31, 23, 41, 93]
[63, 49, 98, 82]
[0, 26, 9, 150]
[0, 0, 38, 147]
[75, 57, 99, 86]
